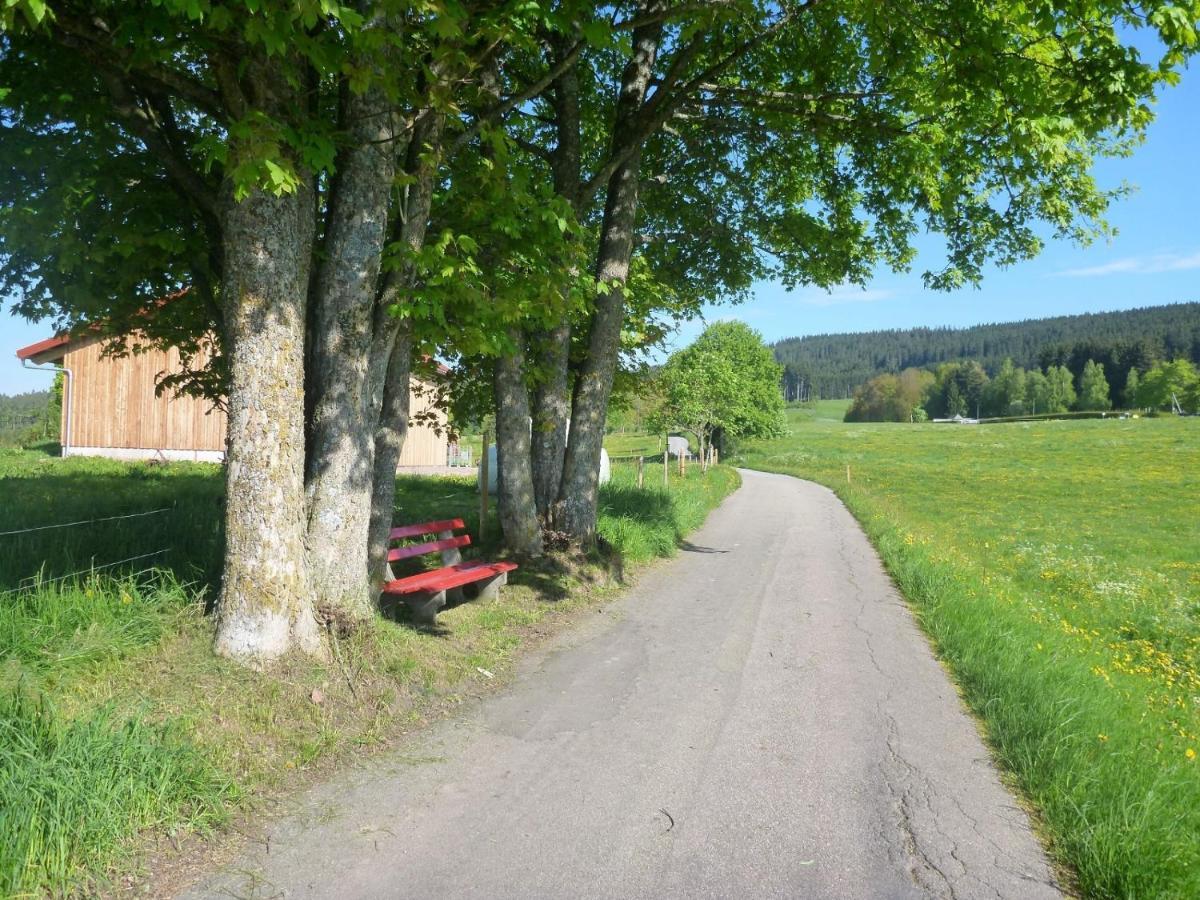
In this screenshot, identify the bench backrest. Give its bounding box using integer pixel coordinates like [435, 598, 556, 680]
[388, 518, 471, 564]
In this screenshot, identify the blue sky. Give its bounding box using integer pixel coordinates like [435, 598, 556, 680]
[665, 59, 1200, 355]
[4, 54, 1198, 394]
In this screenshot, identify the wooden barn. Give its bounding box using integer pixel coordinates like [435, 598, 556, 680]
[16, 331, 450, 467]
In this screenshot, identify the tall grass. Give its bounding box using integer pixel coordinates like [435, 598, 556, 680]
[0, 694, 231, 897]
[739, 410, 1199, 898]
[1, 573, 194, 688]
[0, 569, 228, 897]
[867, 523, 1200, 898]
[598, 461, 740, 562]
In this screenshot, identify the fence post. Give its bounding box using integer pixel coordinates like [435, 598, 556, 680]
[480, 430, 490, 541]
[637, 455, 644, 488]
[663, 441, 669, 488]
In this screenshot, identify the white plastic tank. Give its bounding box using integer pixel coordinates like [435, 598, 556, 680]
[480, 445, 610, 493]
[667, 435, 691, 458]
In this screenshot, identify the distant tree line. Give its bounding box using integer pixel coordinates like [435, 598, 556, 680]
[775, 302, 1200, 399]
[846, 356, 1200, 422]
[0, 385, 60, 447]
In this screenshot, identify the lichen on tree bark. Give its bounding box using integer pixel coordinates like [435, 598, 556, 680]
[214, 180, 321, 663]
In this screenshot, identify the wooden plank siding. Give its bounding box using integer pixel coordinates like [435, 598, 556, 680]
[64, 337, 226, 451]
[400, 380, 449, 468]
[61, 335, 449, 466]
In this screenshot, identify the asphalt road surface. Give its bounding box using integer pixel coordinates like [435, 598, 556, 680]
[186, 469, 1060, 900]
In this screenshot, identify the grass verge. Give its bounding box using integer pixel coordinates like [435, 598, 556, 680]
[738, 408, 1198, 899]
[0, 696, 231, 898]
[0, 459, 738, 897]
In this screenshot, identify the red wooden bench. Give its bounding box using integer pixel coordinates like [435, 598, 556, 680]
[381, 518, 517, 624]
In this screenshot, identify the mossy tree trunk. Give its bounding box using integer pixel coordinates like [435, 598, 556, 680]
[367, 321, 413, 586]
[303, 79, 396, 623]
[213, 178, 321, 663]
[555, 18, 660, 543]
[530, 322, 572, 523]
[494, 330, 543, 556]
[366, 112, 445, 588]
[529, 47, 580, 525]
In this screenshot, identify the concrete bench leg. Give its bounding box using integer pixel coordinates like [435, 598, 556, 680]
[438, 529, 465, 606]
[473, 571, 507, 602]
[403, 589, 447, 625]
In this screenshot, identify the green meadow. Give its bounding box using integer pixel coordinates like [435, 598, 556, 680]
[739, 402, 1200, 899]
[0, 449, 737, 896]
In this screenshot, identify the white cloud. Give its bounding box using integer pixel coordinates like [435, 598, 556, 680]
[1055, 250, 1200, 278]
[790, 284, 895, 306]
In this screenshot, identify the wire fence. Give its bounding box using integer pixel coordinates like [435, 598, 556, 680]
[1, 549, 171, 599]
[0, 507, 171, 538]
[0, 506, 173, 596]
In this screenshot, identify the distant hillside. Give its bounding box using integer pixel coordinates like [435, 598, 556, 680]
[774, 302, 1200, 398]
[0, 389, 57, 445]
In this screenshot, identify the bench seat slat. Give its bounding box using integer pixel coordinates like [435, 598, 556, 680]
[382, 560, 518, 596]
[387, 534, 471, 563]
[389, 518, 465, 541]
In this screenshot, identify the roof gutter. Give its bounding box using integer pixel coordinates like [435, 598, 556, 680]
[21, 358, 72, 457]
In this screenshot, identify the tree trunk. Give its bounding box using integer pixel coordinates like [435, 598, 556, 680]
[530, 321, 571, 520]
[494, 330, 543, 556]
[367, 322, 412, 586]
[304, 82, 396, 622]
[214, 180, 321, 663]
[554, 18, 661, 543]
[365, 112, 445, 588]
[529, 40, 580, 524]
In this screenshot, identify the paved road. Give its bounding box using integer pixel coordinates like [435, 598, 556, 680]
[186, 470, 1060, 900]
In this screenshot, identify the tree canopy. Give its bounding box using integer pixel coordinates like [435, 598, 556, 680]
[652, 321, 784, 449]
[1136, 359, 1200, 412]
[843, 353, 1161, 421]
[844, 368, 933, 423]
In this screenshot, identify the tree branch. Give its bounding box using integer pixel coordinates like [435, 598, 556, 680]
[697, 83, 887, 104]
[448, 39, 585, 155]
[581, 32, 706, 204]
[95, 70, 220, 216]
[581, 2, 819, 205]
[613, 1, 739, 30]
[52, 11, 226, 121]
[512, 135, 553, 162]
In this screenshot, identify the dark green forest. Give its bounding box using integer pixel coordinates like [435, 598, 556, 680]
[0, 389, 58, 447]
[775, 302, 1200, 399]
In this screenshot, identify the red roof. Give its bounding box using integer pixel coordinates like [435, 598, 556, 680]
[15, 288, 191, 364]
[16, 334, 71, 362]
[16, 288, 452, 374]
